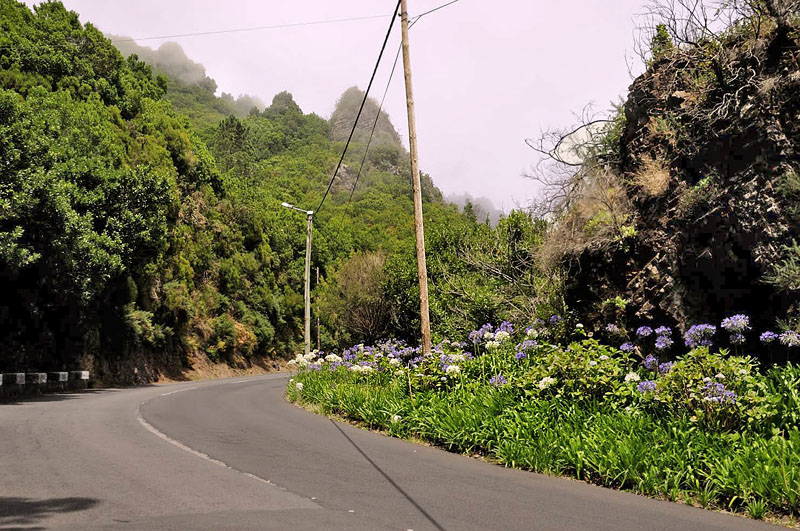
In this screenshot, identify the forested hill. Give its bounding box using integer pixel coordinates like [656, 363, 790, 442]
[111, 37, 265, 134]
[0, 0, 486, 383]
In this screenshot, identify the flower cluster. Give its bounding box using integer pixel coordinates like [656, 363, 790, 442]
[624, 371, 641, 383]
[721, 314, 750, 345]
[636, 326, 653, 338]
[469, 323, 494, 344]
[620, 342, 635, 353]
[779, 330, 800, 348]
[760, 331, 778, 344]
[701, 380, 737, 405]
[637, 380, 657, 394]
[653, 326, 673, 351]
[538, 376, 557, 390]
[643, 355, 658, 370]
[684, 324, 716, 348]
[605, 323, 621, 335]
[489, 374, 508, 387]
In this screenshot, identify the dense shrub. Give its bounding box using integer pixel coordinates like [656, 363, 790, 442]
[288, 320, 800, 518]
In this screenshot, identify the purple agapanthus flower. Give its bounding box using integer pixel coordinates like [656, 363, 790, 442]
[549, 315, 562, 325]
[702, 381, 737, 404]
[684, 324, 716, 348]
[516, 339, 537, 351]
[643, 354, 659, 370]
[721, 314, 751, 334]
[637, 380, 657, 393]
[514, 351, 527, 360]
[489, 374, 508, 387]
[636, 326, 653, 338]
[620, 342, 635, 353]
[497, 321, 514, 334]
[654, 335, 673, 350]
[760, 331, 778, 344]
[658, 361, 674, 374]
[654, 326, 672, 337]
[605, 323, 621, 335]
[780, 330, 800, 348]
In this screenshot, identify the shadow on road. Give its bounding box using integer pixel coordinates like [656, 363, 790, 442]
[329, 419, 445, 531]
[0, 496, 99, 528]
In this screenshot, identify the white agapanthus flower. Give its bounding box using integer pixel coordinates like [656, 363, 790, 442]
[449, 353, 466, 362]
[485, 340, 500, 349]
[445, 365, 461, 375]
[715, 373, 725, 380]
[589, 361, 597, 367]
[395, 370, 405, 377]
[599, 355, 609, 361]
[287, 359, 297, 366]
[391, 414, 402, 423]
[702, 377, 712, 383]
[538, 376, 556, 390]
[483, 331, 495, 340]
[624, 372, 641, 383]
[325, 354, 342, 363]
[526, 328, 539, 338]
[739, 369, 748, 375]
[361, 365, 374, 374]
[389, 358, 401, 366]
[295, 382, 303, 391]
[350, 365, 363, 373]
[494, 331, 510, 342]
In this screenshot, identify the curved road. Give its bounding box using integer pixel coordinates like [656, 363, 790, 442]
[0, 374, 775, 530]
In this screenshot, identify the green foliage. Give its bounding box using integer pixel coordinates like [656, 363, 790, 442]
[765, 240, 800, 293]
[289, 333, 800, 518]
[650, 24, 675, 61]
[318, 251, 393, 346]
[384, 210, 559, 344]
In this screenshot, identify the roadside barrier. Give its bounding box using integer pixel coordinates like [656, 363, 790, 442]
[0, 371, 90, 399]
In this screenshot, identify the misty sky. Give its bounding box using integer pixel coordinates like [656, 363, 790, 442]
[26, 0, 648, 211]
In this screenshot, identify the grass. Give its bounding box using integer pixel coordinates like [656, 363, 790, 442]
[287, 355, 800, 525]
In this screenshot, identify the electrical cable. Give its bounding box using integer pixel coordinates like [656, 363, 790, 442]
[415, 0, 462, 19]
[347, 42, 403, 202]
[110, 14, 390, 43]
[315, 0, 402, 215]
[346, 3, 456, 202]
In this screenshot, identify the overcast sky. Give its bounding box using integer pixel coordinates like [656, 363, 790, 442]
[27, 0, 647, 211]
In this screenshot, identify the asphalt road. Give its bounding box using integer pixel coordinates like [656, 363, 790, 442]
[0, 374, 777, 530]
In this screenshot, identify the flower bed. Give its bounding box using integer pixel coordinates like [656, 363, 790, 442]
[287, 320, 800, 521]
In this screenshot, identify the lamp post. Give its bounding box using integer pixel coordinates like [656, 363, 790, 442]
[281, 201, 313, 357]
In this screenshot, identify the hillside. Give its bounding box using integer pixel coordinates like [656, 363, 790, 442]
[0, 0, 476, 382]
[538, 2, 800, 362]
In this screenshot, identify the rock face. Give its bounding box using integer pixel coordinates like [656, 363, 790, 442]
[564, 14, 800, 345]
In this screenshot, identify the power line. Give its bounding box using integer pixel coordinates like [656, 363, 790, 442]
[345, 4, 451, 202]
[348, 43, 403, 202]
[316, 0, 402, 214]
[111, 0, 461, 44]
[110, 14, 390, 43]
[415, 0, 462, 20]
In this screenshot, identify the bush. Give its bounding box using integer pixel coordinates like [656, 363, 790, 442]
[287, 322, 800, 518]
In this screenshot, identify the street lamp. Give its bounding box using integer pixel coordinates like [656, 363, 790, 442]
[281, 201, 314, 357]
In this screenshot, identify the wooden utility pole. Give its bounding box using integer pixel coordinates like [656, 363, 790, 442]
[400, 0, 432, 355]
[304, 212, 313, 356]
[315, 266, 321, 351]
